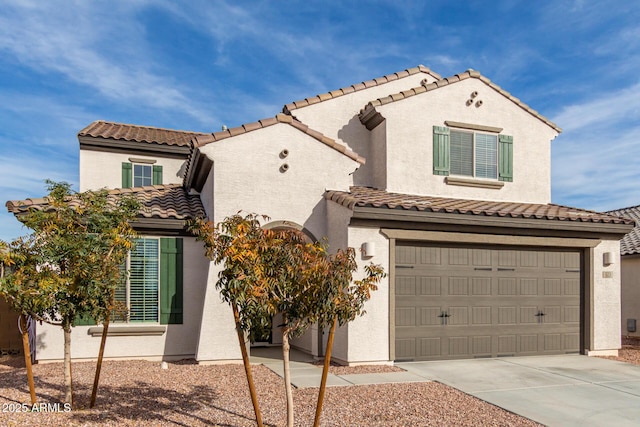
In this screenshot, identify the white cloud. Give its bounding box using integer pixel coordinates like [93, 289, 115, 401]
[0, 1, 213, 125]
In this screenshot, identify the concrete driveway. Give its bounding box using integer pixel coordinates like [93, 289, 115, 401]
[398, 355, 640, 427]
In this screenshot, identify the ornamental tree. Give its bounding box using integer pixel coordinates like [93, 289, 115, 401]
[190, 213, 384, 427]
[0, 181, 139, 407]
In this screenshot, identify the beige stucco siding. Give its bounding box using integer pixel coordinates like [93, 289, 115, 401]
[197, 123, 358, 237]
[36, 237, 208, 362]
[292, 73, 436, 187]
[338, 225, 390, 364]
[194, 123, 360, 362]
[375, 78, 558, 204]
[621, 255, 640, 337]
[590, 239, 622, 355]
[79, 150, 186, 191]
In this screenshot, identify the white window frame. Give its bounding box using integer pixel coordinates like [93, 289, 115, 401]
[115, 238, 160, 323]
[450, 129, 498, 180]
[132, 163, 153, 187]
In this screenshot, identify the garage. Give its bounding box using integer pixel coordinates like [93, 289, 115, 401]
[394, 242, 581, 361]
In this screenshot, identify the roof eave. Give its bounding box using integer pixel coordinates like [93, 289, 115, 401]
[79, 136, 191, 157]
[350, 205, 634, 236]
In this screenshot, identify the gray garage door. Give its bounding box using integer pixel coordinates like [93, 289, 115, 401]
[394, 243, 581, 361]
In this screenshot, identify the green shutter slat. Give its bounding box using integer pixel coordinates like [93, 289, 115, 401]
[433, 126, 450, 176]
[498, 134, 513, 182]
[74, 314, 96, 326]
[122, 162, 132, 188]
[160, 238, 183, 324]
[153, 165, 163, 185]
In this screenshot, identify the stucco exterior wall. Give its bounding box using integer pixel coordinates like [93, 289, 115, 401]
[620, 254, 640, 337]
[194, 123, 360, 361]
[375, 78, 558, 204]
[339, 225, 390, 364]
[79, 149, 187, 191]
[198, 123, 358, 236]
[35, 237, 209, 362]
[590, 239, 622, 354]
[292, 73, 437, 187]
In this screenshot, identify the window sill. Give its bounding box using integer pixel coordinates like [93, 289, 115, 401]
[87, 326, 166, 337]
[445, 176, 505, 189]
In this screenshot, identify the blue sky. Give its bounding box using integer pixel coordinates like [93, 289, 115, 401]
[1, 0, 639, 241]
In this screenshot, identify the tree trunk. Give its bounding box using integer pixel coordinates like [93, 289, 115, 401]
[281, 328, 294, 427]
[90, 310, 110, 408]
[313, 317, 337, 427]
[63, 322, 73, 407]
[20, 314, 37, 405]
[232, 303, 263, 427]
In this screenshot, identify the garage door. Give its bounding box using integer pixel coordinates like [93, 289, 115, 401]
[394, 243, 581, 361]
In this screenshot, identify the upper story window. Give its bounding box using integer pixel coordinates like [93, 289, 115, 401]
[450, 130, 497, 179]
[433, 125, 513, 182]
[122, 161, 162, 188]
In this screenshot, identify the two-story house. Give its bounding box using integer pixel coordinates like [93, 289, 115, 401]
[6, 65, 633, 364]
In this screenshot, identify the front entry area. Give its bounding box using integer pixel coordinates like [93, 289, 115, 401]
[394, 242, 581, 361]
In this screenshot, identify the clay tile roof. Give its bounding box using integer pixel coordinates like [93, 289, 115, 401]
[606, 205, 640, 255]
[359, 70, 562, 133]
[78, 121, 208, 147]
[283, 65, 441, 113]
[6, 184, 205, 221]
[190, 113, 365, 164]
[325, 186, 633, 226]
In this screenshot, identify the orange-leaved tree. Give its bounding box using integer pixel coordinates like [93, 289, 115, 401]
[190, 213, 385, 427]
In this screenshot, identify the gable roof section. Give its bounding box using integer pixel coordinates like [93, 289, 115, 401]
[79, 121, 208, 155]
[326, 186, 632, 233]
[185, 113, 365, 191]
[606, 205, 640, 255]
[283, 65, 442, 113]
[6, 184, 205, 222]
[359, 69, 562, 133]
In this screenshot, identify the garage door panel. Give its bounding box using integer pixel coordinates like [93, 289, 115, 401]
[520, 279, 538, 295]
[448, 277, 469, 295]
[472, 306, 492, 325]
[565, 278, 580, 295]
[564, 306, 580, 323]
[499, 278, 517, 295]
[395, 307, 416, 327]
[449, 337, 469, 356]
[499, 306, 517, 325]
[420, 307, 442, 326]
[420, 338, 441, 357]
[419, 277, 442, 295]
[395, 243, 581, 361]
[448, 307, 468, 325]
[519, 335, 539, 353]
[472, 278, 491, 295]
[396, 277, 416, 295]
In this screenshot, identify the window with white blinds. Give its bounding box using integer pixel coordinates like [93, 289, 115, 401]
[115, 238, 159, 322]
[450, 130, 497, 179]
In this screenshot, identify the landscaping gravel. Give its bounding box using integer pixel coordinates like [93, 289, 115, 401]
[0, 355, 542, 426]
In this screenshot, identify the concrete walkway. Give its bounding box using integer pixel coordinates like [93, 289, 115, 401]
[251, 348, 640, 426]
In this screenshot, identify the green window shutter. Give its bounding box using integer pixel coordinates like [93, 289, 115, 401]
[152, 165, 163, 185]
[122, 162, 132, 188]
[433, 126, 450, 176]
[498, 135, 514, 182]
[74, 314, 96, 326]
[160, 238, 183, 325]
